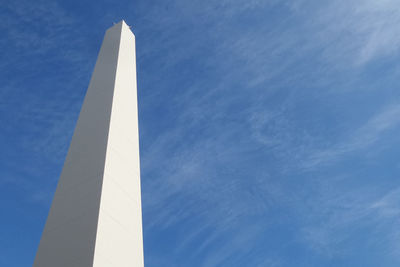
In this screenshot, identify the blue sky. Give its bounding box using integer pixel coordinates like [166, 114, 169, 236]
[1, 0, 400, 266]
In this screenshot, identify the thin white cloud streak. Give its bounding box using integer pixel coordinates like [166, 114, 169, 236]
[247, 101, 400, 173]
[3, 0, 397, 264]
[199, 224, 273, 267]
[0, 0, 102, 156]
[300, 183, 400, 258]
[302, 104, 400, 169]
[140, 96, 284, 264]
[306, 0, 400, 66]
[0, 0, 91, 158]
[371, 187, 400, 219]
[0, 0, 100, 207]
[1, 1, 75, 57]
[138, 0, 400, 265]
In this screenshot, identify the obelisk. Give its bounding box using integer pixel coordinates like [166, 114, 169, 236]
[34, 20, 144, 267]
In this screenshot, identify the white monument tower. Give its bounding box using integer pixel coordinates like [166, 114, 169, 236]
[34, 21, 144, 267]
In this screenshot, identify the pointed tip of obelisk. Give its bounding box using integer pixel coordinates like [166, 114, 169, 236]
[109, 20, 134, 35]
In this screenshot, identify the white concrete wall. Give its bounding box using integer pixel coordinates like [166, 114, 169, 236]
[34, 21, 144, 267]
[93, 21, 144, 267]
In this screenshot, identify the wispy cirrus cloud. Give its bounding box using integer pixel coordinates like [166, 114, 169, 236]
[0, 0, 98, 207]
[2, 0, 400, 266]
[307, 0, 400, 66]
[303, 103, 400, 169]
[136, 0, 400, 265]
[300, 182, 400, 260]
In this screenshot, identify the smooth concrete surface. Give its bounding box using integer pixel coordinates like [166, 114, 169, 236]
[34, 21, 144, 267]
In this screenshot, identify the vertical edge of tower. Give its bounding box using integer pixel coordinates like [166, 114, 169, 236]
[92, 21, 144, 266]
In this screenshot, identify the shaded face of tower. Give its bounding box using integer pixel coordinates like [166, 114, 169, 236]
[34, 21, 144, 267]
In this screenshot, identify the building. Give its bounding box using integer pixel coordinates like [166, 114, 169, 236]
[34, 20, 144, 267]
